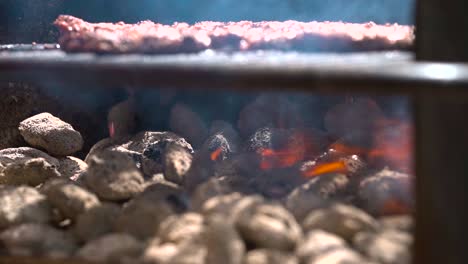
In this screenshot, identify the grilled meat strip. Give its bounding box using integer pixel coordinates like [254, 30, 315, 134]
[55, 15, 414, 54]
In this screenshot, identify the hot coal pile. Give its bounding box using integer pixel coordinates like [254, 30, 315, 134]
[54, 15, 414, 54]
[0, 94, 414, 264]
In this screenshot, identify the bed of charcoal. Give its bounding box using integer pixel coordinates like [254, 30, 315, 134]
[0, 84, 413, 264]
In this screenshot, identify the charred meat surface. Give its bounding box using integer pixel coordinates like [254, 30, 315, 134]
[54, 15, 414, 54]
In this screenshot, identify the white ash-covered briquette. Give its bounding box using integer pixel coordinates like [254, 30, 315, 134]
[357, 168, 413, 216]
[296, 230, 347, 263]
[215, 174, 256, 197]
[300, 146, 368, 179]
[243, 249, 298, 264]
[308, 247, 369, 264]
[0, 157, 61, 186]
[126, 131, 194, 177]
[169, 103, 209, 148]
[285, 188, 330, 222]
[114, 183, 184, 240]
[302, 203, 379, 242]
[0, 186, 52, 229]
[85, 131, 193, 178]
[190, 178, 231, 212]
[84, 137, 127, 163]
[143, 236, 206, 264]
[207, 120, 241, 149]
[74, 202, 121, 242]
[40, 178, 100, 222]
[114, 202, 167, 239]
[379, 215, 413, 233]
[184, 148, 217, 194]
[207, 156, 257, 196]
[0, 223, 77, 257]
[58, 156, 87, 182]
[190, 177, 240, 211]
[76, 233, 143, 263]
[353, 229, 413, 264]
[200, 193, 265, 219]
[163, 143, 193, 185]
[204, 215, 245, 264]
[19, 112, 84, 156]
[84, 150, 145, 201]
[243, 127, 276, 153]
[192, 126, 244, 187]
[208, 120, 241, 150]
[141, 240, 179, 264]
[0, 83, 60, 150]
[290, 172, 350, 201]
[0, 147, 59, 168]
[236, 203, 302, 251]
[49, 207, 68, 228]
[285, 173, 349, 221]
[200, 192, 243, 215]
[142, 180, 187, 211]
[166, 238, 207, 264]
[212, 152, 260, 181]
[158, 213, 204, 245]
[202, 133, 236, 162]
[123, 131, 194, 156]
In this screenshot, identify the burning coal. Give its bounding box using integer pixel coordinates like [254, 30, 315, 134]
[0, 83, 414, 264]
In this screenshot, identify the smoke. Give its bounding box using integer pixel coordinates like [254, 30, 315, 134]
[64, 0, 414, 25]
[199, 0, 413, 24]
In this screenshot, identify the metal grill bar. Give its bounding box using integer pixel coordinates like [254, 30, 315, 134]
[0, 48, 468, 95]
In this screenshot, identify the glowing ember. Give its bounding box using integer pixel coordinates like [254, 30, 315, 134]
[327, 117, 413, 174]
[108, 122, 115, 138]
[369, 119, 413, 174]
[210, 148, 223, 161]
[329, 142, 367, 156]
[380, 199, 411, 215]
[301, 160, 348, 178]
[257, 131, 316, 170]
[259, 147, 305, 170]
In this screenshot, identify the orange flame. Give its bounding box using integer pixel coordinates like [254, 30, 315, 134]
[210, 148, 223, 161]
[327, 118, 413, 174]
[301, 160, 348, 178]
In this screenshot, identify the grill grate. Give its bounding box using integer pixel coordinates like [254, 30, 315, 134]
[1, 44, 468, 94]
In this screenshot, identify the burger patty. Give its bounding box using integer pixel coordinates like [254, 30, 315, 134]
[54, 15, 414, 54]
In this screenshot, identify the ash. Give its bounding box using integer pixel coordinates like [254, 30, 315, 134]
[0, 88, 414, 264]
